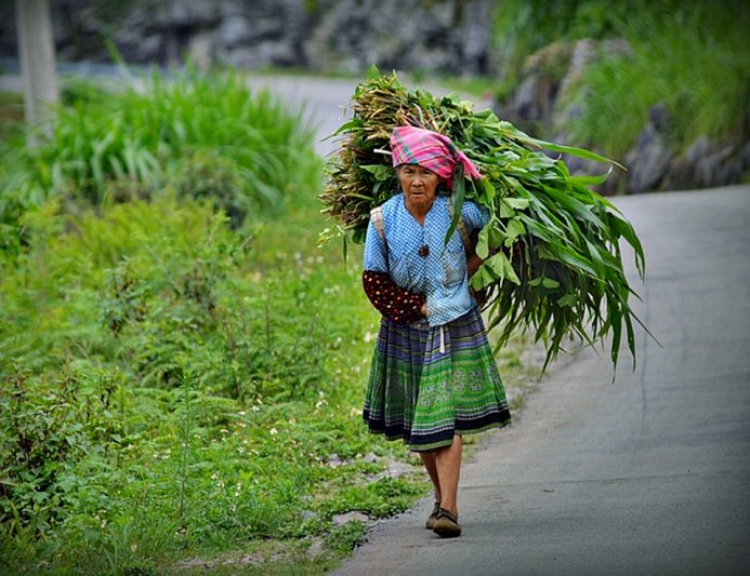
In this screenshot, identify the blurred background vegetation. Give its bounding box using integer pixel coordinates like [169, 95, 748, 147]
[493, 0, 749, 153]
[0, 0, 747, 573]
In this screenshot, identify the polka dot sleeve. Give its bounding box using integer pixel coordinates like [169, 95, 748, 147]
[362, 270, 426, 324]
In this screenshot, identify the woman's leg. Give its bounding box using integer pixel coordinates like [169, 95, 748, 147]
[419, 451, 441, 503]
[435, 435, 463, 515]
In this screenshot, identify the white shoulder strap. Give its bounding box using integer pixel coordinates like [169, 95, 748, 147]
[370, 206, 389, 269]
[370, 206, 385, 241]
[448, 199, 472, 252]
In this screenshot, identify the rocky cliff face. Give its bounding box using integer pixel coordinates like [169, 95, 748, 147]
[0, 0, 495, 77]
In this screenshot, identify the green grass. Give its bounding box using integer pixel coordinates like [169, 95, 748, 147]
[564, 4, 750, 157]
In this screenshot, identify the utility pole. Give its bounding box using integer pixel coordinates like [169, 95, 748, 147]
[16, 0, 59, 138]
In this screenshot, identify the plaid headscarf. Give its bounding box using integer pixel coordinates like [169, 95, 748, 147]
[390, 126, 482, 185]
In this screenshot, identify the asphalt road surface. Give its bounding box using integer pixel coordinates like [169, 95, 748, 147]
[334, 185, 750, 576]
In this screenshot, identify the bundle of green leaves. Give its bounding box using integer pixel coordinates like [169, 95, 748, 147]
[319, 70, 647, 370]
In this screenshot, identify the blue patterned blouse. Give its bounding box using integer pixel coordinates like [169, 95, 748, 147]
[363, 194, 489, 327]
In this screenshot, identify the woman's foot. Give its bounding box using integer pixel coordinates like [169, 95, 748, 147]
[425, 501, 441, 530]
[432, 507, 461, 538]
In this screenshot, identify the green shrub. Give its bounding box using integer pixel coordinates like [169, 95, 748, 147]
[0, 362, 123, 536]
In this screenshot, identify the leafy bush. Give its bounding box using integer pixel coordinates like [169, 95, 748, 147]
[1, 196, 332, 401]
[0, 363, 123, 537]
[491, 0, 650, 89]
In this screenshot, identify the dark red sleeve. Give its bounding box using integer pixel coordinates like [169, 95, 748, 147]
[362, 270, 426, 324]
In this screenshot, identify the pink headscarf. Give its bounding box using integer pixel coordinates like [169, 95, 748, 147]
[390, 126, 482, 186]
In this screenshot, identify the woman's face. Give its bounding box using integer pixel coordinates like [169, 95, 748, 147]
[398, 164, 440, 210]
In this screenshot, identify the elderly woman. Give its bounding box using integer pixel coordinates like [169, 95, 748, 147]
[362, 126, 511, 538]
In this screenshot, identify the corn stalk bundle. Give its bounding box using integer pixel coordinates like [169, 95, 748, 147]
[319, 71, 648, 371]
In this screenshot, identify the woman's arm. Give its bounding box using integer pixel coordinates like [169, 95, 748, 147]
[363, 270, 426, 324]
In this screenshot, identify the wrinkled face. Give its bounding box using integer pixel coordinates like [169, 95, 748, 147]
[398, 164, 440, 210]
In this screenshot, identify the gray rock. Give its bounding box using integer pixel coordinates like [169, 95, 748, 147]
[387, 461, 418, 478]
[332, 511, 369, 526]
[695, 144, 736, 188]
[557, 38, 596, 99]
[685, 135, 711, 165]
[362, 452, 380, 464]
[648, 102, 672, 134]
[155, 0, 220, 27]
[219, 16, 254, 47]
[188, 31, 215, 70]
[662, 156, 696, 192]
[326, 453, 344, 468]
[627, 124, 674, 194]
[2, 0, 496, 76]
[741, 141, 750, 171]
[306, 537, 326, 559]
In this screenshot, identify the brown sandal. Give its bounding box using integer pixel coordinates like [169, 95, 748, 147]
[432, 507, 462, 538]
[425, 501, 441, 530]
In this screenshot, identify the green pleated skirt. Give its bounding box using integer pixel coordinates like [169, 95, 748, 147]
[363, 307, 511, 452]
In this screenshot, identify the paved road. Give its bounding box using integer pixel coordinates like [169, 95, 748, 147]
[334, 185, 750, 576]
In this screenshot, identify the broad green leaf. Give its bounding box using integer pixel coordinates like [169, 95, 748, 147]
[485, 252, 520, 285]
[505, 218, 525, 244]
[557, 294, 577, 307]
[361, 164, 393, 181]
[476, 225, 490, 259]
[470, 265, 494, 290]
[505, 198, 530, 210]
